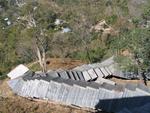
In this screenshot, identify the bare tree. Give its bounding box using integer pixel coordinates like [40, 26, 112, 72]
[36, 45, 46, 73]
[34, 30, 49, 73]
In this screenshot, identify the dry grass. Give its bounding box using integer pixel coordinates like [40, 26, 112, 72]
[46, 58, 86, 70]
[28, 58, 86, 71]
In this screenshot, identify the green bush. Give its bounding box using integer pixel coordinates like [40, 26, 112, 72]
[106, 15, 118, 24]
[70, 47, 106, 63]
[109, 28, 150, 71]
[115, 56, 138, 72]
[116, 0, 129, 15]
[0, 0, 8, 9]
[88, 47, 106, 63]
[54, 0, 80, 5]
[132, 18, 140, 26]
[143, 6, 150, 19]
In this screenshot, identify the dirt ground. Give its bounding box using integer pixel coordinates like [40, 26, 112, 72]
[46, 58, 86, 70]
[110, 77, 150, 86]
[27, 58, 86, 72]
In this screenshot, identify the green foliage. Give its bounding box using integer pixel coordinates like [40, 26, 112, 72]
[105, 0, 112, 6]
[54, 0, 80, 5]
[115, 56, 138, 72]
[88, 47, 107, 63]
[0, 75, 7, 80]
[70, 47, 106, 63]
[29, 63, 41, 72]
[132, 17, 140, 26]
[0, 0, 149, 75]
[0, 0, 8, 9]
[70, 51, 87, 61]
[116, 0, 129, 16]
[109, 28, 150, 70]
[106, 15, 118, 24]
[143, 5, 150, 19]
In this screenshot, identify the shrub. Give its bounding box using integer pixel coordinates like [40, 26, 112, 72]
[106, 15, 118, 24]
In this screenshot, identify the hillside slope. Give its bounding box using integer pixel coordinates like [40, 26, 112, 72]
[0, 0, 150, 77]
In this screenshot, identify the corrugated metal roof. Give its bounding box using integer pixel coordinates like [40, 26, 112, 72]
[9, 77, 150, 113]
[76, 71, 85, 81]
[65, 85, 77, 104]
[87, 69, 98, 79]
[58, 71, 69, 79]
[95, 77, 116, 85]
[46, 81, 61, 101]
[104, 67, 112, 75]
[72, 71, 80, 80]
[117, 102, 150, 113]
[94, 68, 104, 78]
[7, 64, 29, 79]
[35, 80, 49, 98]
[67, 71, 75, 80]
[99, 67, 109, 77]
[82, 71, 91, 81]
[12, 78, 25, 94]
[7, 57, 150, 113]
[117, 108, 132, 113]
[46, 71, 59, 78]
[8, 78, 20, 89]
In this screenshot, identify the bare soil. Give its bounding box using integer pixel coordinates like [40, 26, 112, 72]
[46, 58, 86, 70]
